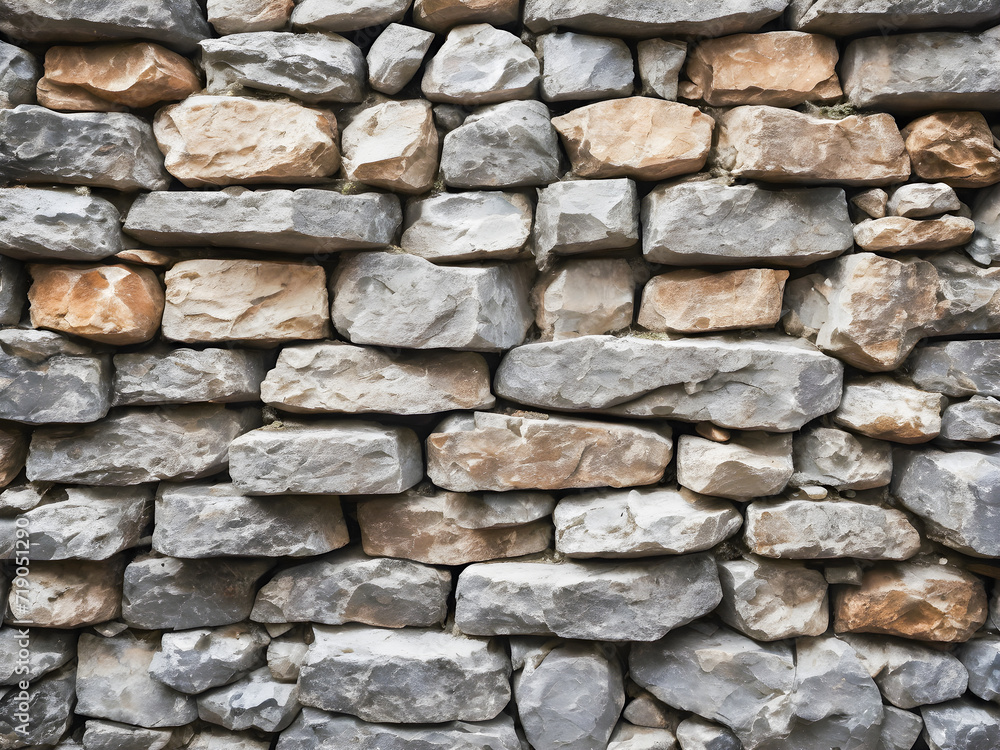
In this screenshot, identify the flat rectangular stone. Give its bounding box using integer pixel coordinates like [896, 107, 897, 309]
[0, 256, 28, 326]
[0, 188, 124, 262]
[790, 0, 1000, 35]
[113, 347, 269, 406]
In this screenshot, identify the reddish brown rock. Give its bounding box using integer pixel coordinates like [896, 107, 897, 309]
[902, 111, 1000, 188]
[36, 78, 128, 112]
[552, 97, 714, 181]
[0, 425, 27, 487]
[28, 263, 164, 345]
[414, 0, 519, 31]
[853, 216, 976, 252]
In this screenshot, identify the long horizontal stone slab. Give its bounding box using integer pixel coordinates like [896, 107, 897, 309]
[789, 0, 1000, 35]
[0, 188, 124, 262]
[124, 189, 401, 254]
[494, 334, 844, 431]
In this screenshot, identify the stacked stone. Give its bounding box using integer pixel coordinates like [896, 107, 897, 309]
[2, 0, 1000, 749]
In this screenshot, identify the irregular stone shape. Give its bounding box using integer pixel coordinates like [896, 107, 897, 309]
[277, 709, 521, 750]
[789, 0, 1000, 35]
[956, 636, 1000, 701]
[0, 40, 39, 107]
[745, 498, 922, 560]
[0, 257, 27, 326]
[893, 448, 1000, 558]
[341, 99, 438, 193]
[638, 268, 788, 333]
[790, 426, 892, 490]
[854, 216, 975, 252]
[970, 182, 1000, 263]
[879, 706, 923, 750]
[538, 31, 633, 102]
[367, 23, 435, 95]
[268, 635, 309, 682]
[641, 180, 853, 267]
[0, 329, 111, 424]
[0, 188, 123, 262]
[622, 695, 678, 731]
[187, 727, 272, 750]
[201, 32, 365, 103]
[444, 491, 555, 529]
[844, 634, 969, 709]
[852, 187, 888, 219]
[401, 191, 532, 262]
[441, 100, 561, 188]
[631, 623, 795, 749]
[533, 258, 634, 340]
[900, 111, 1000, 188]
[44, 43, 199, 107]
[332, 252, 533, 352]
[607, 723, 679, 750]
[27, 405, 257, 485]
[113, 347, 267, 406]
[674, 717, 740, 750]
[684, 31, 840, 106]
[515, 642, 624, 750]
[455, 554, 722, 641]
[162, 259, 331, 345]
[28, 263, 164, 346]
[209, 0, 293, 33]
[533, 178, 640, 263]
[0, 0, 210, 52]
[299, 625, 510, 723]
[718, 556, 828, 641]
[153, 482, 350, 558]
[920, 698, 1000, 750]
[713, 106, 910, 186]
[496, 334, 844, 431]
[554, 485, 741, 558]
[427, 411, 672, 492]
[150, 623, 270, 695]
[834, 376, 944, 443]
[834, 561, 988, 642]
[122, 556, 273, 630]
[252, 548, 450, 627]
[6, 559, 123, 628]
[125, 188, 400, 254]
[637, 39, 686, 100]
[523, 0, 788, 36]
[36, 75, 128, 112]
[229, 421, 422, 495]
[154, 96, 339, 187]
[198, 667, 299, 732]
[291, 0, 411, 31]
[0, 664, 74, 748]
[81, 719, 173, 750]
[0, 629, 75, 685]
[677, 432, 793, 500]
[553, 98, 714, 181]
[940, 396, 1000, 441]
[415, 0, 518, 30]
[888, 183, 961, 218]
[842, 30, 1000, 112]
[0, 105, 170, 190]
[0, 428, 25, 488]
[422, 24, 538, 105]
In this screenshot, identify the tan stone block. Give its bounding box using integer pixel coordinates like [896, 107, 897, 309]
[28, 263, 164, 345]
[638, 268, 788, 334]
[552, 97, 714, 181]
[0, 425, 27, 488]
[853, 215, 975, 253]
[834, 376, 944, 444]
[6, 558, 124, 628]
[36, 78, 128, 112]
[414, 0, 519, 31]
[209, 0, 294, 34]
[341, 99, 438, 194]
[532, 258, 634, 341]
[153, 96, 340, 187]
[902, 110, 1000, 188]
[685, 31, 841, 107]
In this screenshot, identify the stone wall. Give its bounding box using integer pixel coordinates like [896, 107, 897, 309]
[1, 0, 1000, 748]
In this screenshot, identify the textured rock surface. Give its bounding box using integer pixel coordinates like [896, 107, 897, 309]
[676, 432, 793, 500]
[7, 558, 123, 627]
[534, 178, 640, 264]
[889, 182, 961, 218]
[367, 24, 434, 95]
[940, 396, 1000, 441]
[854, 215, 975, 253]
[789, 0, 1000, 35]
[834, 376, 944, 443]
[0, 256, 28, 326]
[0, 188, 123, 262]
[150, 623, 270, 694]
[791, 426, 893, 490]
[637, 39, 686, 100]
[113, 347, 267, 406]
[291, 0, 412, 31]
[901, 110, 1000, 188]
[0, 40, 39, 108]
[538, 32, 633, 102]
[208, 0, 294, 33]
[341, 99, 438, 194]
[908, 339, 1000, 397]
[197, 667, 300, 732]
[533, 258, 635, 340]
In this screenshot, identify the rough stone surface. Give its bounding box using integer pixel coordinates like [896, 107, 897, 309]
[0, 40, 39, 108]
[956, 636, 1000, 701]
[0, 188, 123, 262]
[149, 623, 270, 695]
[113, 347, 267, 406]
[674, 717, 740, 750]
[940, 396, 1000, 441]
[208, 0, 294, 33]
[901, 110, 1000, 188]
[908, 339, 1000, 397]
[538, 32, 633, 102]
[443, 491, 555, 529]
[0, 428, 26, 489]
[676, 432, 793, 500]
[291, 0, 412, 32]
[80, 719, 174, 750]
[533, 258, 635, 340]
[197, 667, 300, 732]
[834, 376, 944, 443]
[0, 664, 74, 748]
[0, 257, 27, 327]
[367, 23, 435, 95]
[888, 183, 962, 218]
[341, 99, 438, 194]
[852, 187, 888, 219]
[414, 0, 519, 30]
[920, 698, 1000, 750]
[6, 558, 124, 628]
[854, 215, 975, 253]
[790, 426, 893, 490]
[637, 39, 686, 100]
[879, 707, 924, 750]
[0, 629, 75, 686]
[789, 0, 1000, 35]
[534, 178, 640, 264]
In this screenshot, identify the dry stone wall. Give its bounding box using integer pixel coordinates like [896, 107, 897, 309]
[2, 1, 1000, 749]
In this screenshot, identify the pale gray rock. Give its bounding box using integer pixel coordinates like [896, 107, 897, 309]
[0, 41, 38, 108]
[717, 557, 828, 641]
[455, 554, 722, 641]
[607, 723, 679, 750]
[229, 421, 422, 495]
[834, 376, 944, 444]
[843, 28, 1000, 111]
[554, 486, 742, 558]
[276, 709, 521, 750]
[150, 623, 270, 695]
[298, 625, 510, 723]
[445, 491, 555, 529]
[0, 329, 111, 424]
[122, 556, 273, 630]
[533, 258, 635, 340]
[153, 482, 350, 558]
[201, 32, 366, 103]
[0, 664, 75, 748]
[422, 24, 539, 105]
[124, 188, 401, 254]
[0, 482, 45, 514]
[0, 106, 170, 191]
[0, 257, 27, 326]
[0, 628, 75, 685]
[208, 0, 293, 34]
[888, 183, 961, 218]
[852, 187, 888, 219]
[251, 548, 450, 627]
[675, 717, 740, 750]
[441, 100, 561, 188]
[495, 334, 844, 431]
[642, 180, 852, 267]
[941, 396, 1000, 441]
[332, 252, 534, 351]
[401, 191, 533, 263]
[791, 426, 893, 490]
[291, 0, 411, 32]
[920, 698, 1000, 750]
[908, 340, 1000, 398]
[637, 39, 686, 100]
[514, 641, 625, 750]
[198, 667, 299, 732]
[789, 0, 1000, 35]
[81, 719, 173, 750]
[879, 707, 923, 750]
[970, 182, 1000, 263]
[0, 188, 124, 262]
[956, 636, 1000, 701]
[538, 32, 633, 102]
[745, 498, 922, 560]
[677, 432, 793, 500]
[7, 557, 124, 628]
[26, 406, 259, 485]
[367, 23, 434, 95]
[76, 632, 197, 728]
[260, 341, 495, 414]
[892, 448, 1000, 557]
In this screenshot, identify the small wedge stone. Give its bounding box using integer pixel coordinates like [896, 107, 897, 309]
[367, 24, 434, 95]
[637, 39, 686, 100]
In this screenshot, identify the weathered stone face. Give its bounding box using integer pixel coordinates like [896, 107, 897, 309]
[901, 110, 1000, 188]
[0, 40, 39, 108]
[291, 0, 412, 32]
[0, 427, 27, 488]
[533, 259, 635, 340]
[197, 667, 301, 733]
[150, 623, 270, 695]
[367, 23, 434, 95]
[113, 347, 267, 406]
[341, 99, 438, 194]
[834, 376, 944, 443]
[791, 426, 892, 490]
[537, 32, 634, 102]
[888, 182, 961, 218]
[533, 178, 640, 263]
[6, 558, 124, 628]
[789, 0, 1000, 35]
[637, 39, 686, 100]
[676, 432, 793, 500]
[414, 0, 519, 31]
[208, 0, 294, 33]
